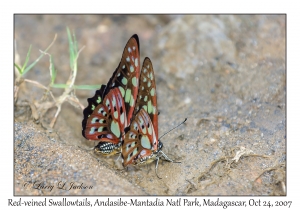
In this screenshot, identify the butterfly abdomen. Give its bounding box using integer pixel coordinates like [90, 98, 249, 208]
[94, 141, 121, 156]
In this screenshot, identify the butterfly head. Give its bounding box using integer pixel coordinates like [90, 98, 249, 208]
[156, 140, 163, 153]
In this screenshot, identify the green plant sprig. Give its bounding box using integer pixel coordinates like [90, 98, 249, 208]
[14, 27, 104, 129]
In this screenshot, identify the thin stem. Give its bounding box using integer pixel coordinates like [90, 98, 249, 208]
[24, 79, 56, 102]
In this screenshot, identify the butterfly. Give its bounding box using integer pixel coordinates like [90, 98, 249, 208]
[82, 34, 181, 178]
[82, 34, 140, 155]
[121, 57, 180, 178]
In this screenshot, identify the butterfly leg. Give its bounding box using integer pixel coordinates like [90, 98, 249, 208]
[160, 151, 181, 163]
[116, 153, 121, 161]
[155, 157, 162, 179]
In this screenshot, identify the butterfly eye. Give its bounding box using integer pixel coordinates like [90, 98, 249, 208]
[158, 141, 163, 149]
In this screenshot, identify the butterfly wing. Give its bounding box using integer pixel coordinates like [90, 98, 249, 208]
[134, 57, 158, 140]
[82, 34, 140, 145]
[122, 109, 158, 166]
[82, 87, 127, 144]
[122, 58, 159, 166]
[105, 34, 140, 124]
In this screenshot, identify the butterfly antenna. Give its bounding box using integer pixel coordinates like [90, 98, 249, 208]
[159, 118, 187, 140]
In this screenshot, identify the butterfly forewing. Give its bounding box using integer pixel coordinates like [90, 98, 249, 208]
[105, 34, 140, 124]
[122, 109, 158, 166]
[134, 57, 158, 139]
[82, 35, 140, 154]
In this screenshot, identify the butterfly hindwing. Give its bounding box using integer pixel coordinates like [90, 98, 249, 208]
[82, 85, 107, 139]
[82, 88, 127, 144]
[122, 109, 158, 166]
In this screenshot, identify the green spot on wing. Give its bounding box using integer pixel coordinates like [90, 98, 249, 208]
[111, 120, 121, 137]
[120, 112, 125, 124]
[150, 88, 155, 96]
[112, 96, 116, 107]
[125, 89, 131, 103]
[132, 77, 137, 87]
[133, 148, 138, 155]
[96, 96, 102, 104]
[147, 100, 153, 114]
[148, 125, 152, 135]
[142, 105, 147, 112]
[122, 77, 128, 85]
[141, 135, 151, 149]
[119, 87, 125, 97]
[130, 65, 134, 72]
[91, 117, 98, 123]
[150, 72, 153, 80]
[114, 111, 118, 119]
[89, 127, 95, 134]
[130, 94, 134, 107]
